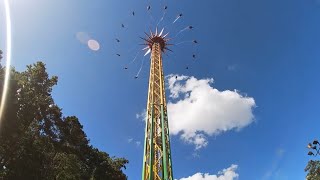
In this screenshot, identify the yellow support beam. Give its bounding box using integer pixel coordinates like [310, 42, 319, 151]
[142, 41, 173, 180]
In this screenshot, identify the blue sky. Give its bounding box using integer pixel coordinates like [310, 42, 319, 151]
[1, 0, 320, 179]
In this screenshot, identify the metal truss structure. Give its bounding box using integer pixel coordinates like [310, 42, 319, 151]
[141, 29, 174, 180]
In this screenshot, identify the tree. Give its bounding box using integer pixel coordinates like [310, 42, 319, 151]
[305, 160, 320, 180]
[0, 62, 128, 180]
[305, 140, 320, 180]
[87, 148, 128, 180]
[0, 50, 2, 63]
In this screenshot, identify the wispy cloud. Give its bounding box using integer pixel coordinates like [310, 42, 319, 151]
[276, 148, 285, 157]
[192, 152, 200, 158]
[127, 137, 142, 147]
[135, 141, 141, 146]
[227, 64, 237, 71]
[127, 138, 133, 143]
[261, 148, 286, 180]
[136, 109, 147, 121]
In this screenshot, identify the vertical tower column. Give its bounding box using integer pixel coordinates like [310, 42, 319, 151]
[142, 42, 173, 180]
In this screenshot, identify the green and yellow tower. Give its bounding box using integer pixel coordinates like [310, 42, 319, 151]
[141, 28, 174, 180]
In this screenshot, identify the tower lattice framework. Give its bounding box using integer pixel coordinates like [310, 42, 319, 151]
[142, 30, 174, 180]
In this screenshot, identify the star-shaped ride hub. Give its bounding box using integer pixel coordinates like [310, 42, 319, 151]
[141, 28, 172, 55]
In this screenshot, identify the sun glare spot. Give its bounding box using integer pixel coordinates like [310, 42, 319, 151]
[0, 0, 12, 124]
[87, 39, 100, 51]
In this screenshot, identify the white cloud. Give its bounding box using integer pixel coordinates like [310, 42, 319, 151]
[127, 137, 142, 147]
[136, 109, 147, 121]
[181, 133, 208, 150]
[178, 164, 239, 180]
[192, 152, 200, 158]
[261, 148, 286, 180]
[227, 64, 237, 71]
[276, 148, 285, 157]
[167, 75, 256, 149]
[135, 141, 141, 146]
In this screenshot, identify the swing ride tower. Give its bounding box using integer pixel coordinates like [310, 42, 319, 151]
[141, 29, 174, 180]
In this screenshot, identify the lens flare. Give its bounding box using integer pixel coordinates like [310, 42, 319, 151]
[87, 39, 100, 51]
[0, 0, 12, 123]
[76, 32, 90, 44]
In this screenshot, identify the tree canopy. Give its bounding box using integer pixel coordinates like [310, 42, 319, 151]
[305, 160, 320, 180]
[0, 60, 128, 180]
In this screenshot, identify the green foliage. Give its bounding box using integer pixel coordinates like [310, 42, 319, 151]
[0, 62, 128, 180]
[305, 160, 320, 180]
[0, 49, 2, 61]
[0, 49, 2, 68]
[53, 153, 82, 180]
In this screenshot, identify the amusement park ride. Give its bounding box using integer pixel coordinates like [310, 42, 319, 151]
[113, 3, 198, 179]
[141, 29, 174, 180]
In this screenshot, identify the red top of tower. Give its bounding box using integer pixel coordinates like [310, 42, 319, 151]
[141, 28, 172, 54]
